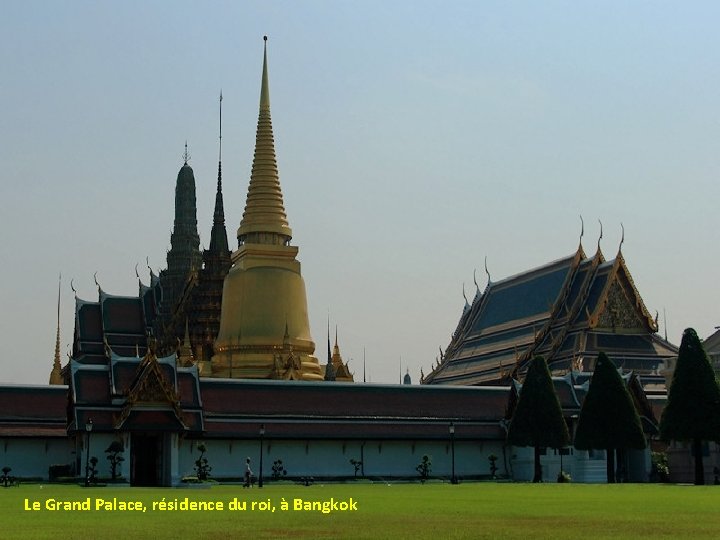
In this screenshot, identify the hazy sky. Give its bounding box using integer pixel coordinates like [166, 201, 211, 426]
[2, 1, 719, 385]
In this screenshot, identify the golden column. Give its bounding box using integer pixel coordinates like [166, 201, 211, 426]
[210, 37, 322, 381]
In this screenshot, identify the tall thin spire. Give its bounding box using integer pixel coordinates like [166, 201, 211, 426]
[219, 91, 223, 161]
[49, 274, 63, 385]
[363, 348, 366, 383]
[237, 36, 293, 246]
[208, 91, 229, 254]
[325, 318, 336, 381]
[260, 36, 270, 112]
[326, 314, 332, 370]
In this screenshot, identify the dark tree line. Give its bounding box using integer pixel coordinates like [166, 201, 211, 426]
[508, 352, 646, 484]
[509, 330, 720, 486]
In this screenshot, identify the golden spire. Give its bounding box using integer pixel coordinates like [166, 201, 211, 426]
[49, 274, 63, 385]
[237, 36, 293, 246]
[177, 318, 194, 367]
[213, 37, 321, 381]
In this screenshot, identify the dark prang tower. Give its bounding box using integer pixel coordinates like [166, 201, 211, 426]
[157, 144, 203, 350]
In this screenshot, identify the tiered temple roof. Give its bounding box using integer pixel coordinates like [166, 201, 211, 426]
[69, 348, 203, 434]
[72, 282, 159, 367]
[0, 385, 68, 438]
[424, 243, 678, 388]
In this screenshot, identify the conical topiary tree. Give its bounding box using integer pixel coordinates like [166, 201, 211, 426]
[507, 356, 569, 482]
[574, 352, 646, 483]
[660, 328, 720, 485]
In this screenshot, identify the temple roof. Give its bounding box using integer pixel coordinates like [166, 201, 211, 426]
[69, 350, 203, 434]
[0, 385, 68, 438]
[199, 379, 508, 440]
[73, 289, 153, 364]
[426, 245, 677, 387]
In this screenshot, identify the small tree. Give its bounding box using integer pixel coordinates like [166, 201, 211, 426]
[271, 459, 288, 480]
[416, 455, 431, 483]
[88, 457, 98, 484]
[1, 467, 12, 487]
[487, 454, 498, 479]
[105, 440, 125, 480]
[660, 328, 720, 485]
[507, 356, 569, 482]
[574, 352, 646, 483]
[194, 443, 212, 481]
[350, 458, 363, 478]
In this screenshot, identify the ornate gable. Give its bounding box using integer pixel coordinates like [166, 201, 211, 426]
[596, 279, 645, 330]
[590, 253, 657, 332]
[133, 366, 173, 403]
[115, 350, 186, 430]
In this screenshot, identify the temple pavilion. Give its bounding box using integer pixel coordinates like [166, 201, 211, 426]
[0, 38, 680, 486]
[423, 240, 678, 389]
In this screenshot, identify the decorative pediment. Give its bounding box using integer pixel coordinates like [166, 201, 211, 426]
[272, 351, 302, 380]
[590, 253, 657, 332]
[596, 279, 644, 330]
[134, 369, 171, 403]
[115, 352, 186, 430]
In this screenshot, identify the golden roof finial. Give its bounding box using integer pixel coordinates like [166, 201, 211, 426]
[260, 36, 270, 111]
[183, 141, 190, 165]
[237, 35, 293, 245]
[177, 318, 194, 366]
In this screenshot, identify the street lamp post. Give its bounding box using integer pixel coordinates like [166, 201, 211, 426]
[449, 422, 457, 484]
[258, 424, 265, 488]
[84, 418, 93, 487]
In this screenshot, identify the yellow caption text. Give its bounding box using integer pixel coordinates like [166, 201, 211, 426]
[24, 497, 358, 514]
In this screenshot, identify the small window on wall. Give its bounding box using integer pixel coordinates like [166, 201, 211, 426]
[559, 447, 571, 456]
[588, 449, 605, 460]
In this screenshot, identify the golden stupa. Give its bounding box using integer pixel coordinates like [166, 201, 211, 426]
[211, 37, 322, 381]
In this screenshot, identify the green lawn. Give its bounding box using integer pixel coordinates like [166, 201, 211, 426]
[2, 482, 718, 539]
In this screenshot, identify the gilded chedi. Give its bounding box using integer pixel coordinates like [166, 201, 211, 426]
[211, 38, 322, 380]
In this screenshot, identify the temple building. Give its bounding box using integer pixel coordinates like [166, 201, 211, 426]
[2, 39, 687, 486]
[423, 239, 678, 390]
[63, 151, 230, 381]
[321, 330, 355, 382]
[154, 151, 204, 350]
[58, 39, 322, 381]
